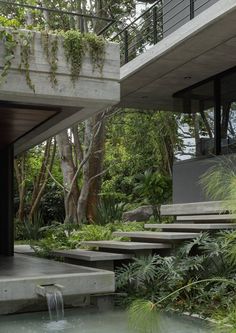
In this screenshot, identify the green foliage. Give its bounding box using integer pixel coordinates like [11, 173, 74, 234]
[24, 211, 45, 241]
[116, 231, 236, 323]
[94, 196, 125, 225]
[34, 221, 144, 254]
[84, 33, 105, 72]
[200, 155, 236, 213]
[62, 30, 84, 83]
[0, 29, 17, 84]
[102, 110, 180, 203]
[41, 31, 58, 86]
[18, 31, 35, 92]
[128, 299, 160, 333]
[134, 169, 172, 217]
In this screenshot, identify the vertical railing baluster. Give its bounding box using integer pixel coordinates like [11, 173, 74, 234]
[124, 30, 129, 64]
[190, 0, 195, 20]
[153, 6, 158, 45]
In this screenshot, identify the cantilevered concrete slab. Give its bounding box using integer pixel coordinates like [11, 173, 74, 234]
[0, 29, 120, 154]
[144, 223, 236, 231]
[120, 0, 236, 110]
[177, 214, 236, 222]
[0, 254, 114, 306]
[82, 240, 171, 251]
[112, 231, 199, 243]
[160, 201, 225, 216]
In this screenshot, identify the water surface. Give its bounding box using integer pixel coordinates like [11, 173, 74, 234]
[0, 308, 211, 333]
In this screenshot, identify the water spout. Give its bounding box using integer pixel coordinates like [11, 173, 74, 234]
[36, 284, 65, 322]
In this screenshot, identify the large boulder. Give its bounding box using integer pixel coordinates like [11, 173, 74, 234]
[122, 205, 154, 222]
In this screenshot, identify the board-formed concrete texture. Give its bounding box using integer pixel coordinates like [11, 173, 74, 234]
[144, 223, 236, 231]
[120, 0, 236, 110]
[81, 240, 171, 250]
[112, 231, 199, 242]
[0, 29, 120, 154]
[0, 254, 115, 303]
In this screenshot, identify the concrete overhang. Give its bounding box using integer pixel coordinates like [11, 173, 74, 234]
[0, 30, 120, 154]
[120, 0, 236, 111]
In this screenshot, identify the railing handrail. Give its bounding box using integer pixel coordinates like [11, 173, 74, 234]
[111, 0, 161, 41]
[0, 0, 116, 35]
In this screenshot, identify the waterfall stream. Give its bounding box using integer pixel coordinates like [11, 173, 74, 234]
[46, 288, 64, 322]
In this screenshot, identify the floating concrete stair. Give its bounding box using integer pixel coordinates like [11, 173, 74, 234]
[81, 240, 171, 255]
[161, 201, 226, 216]
[112, 231, 199, 243]
[176, 214, 236, 223]
[52, 249, 132, 271]
[144, 223, 236, 232]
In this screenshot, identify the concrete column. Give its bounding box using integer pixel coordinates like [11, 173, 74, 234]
[214, 78, 221, 155]
[0, 145, 14, 256]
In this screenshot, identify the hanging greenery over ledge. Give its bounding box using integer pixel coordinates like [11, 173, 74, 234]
[0, 17, 106, 92]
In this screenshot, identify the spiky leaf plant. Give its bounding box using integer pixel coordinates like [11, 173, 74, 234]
[199, 155, 236, 214]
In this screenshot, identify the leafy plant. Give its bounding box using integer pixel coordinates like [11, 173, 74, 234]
[94, 196, 125, 225]
[200, 155, 236, 214]
[134, 169, 172, 219]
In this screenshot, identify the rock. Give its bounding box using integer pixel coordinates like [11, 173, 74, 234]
[122, 205, 154, 222]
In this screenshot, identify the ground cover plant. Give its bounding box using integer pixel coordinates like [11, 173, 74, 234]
[115, 231, 236, 333]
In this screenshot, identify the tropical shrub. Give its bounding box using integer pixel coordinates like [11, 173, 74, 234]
[93, 196, 125, 225]
[116, 232, 236, 332]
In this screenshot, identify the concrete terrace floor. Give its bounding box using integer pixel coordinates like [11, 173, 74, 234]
[0, 254, 115, 311]
[0, 254, 92, 279]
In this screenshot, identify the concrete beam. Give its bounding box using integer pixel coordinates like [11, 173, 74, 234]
[120, 0, 236, 110]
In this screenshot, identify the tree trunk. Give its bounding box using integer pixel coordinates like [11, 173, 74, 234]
[86, 113, 106, 221]
[57, 131, 79, 223]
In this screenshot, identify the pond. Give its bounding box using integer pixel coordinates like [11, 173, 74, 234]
[0, 308, 212, 333]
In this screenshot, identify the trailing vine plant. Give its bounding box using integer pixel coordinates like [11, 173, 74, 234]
[0, 22, 106, 92]
[84, 33, 105, 73]
[61, 30, 84, 84]
[18, 31, 35, 92]
[41, 31, 58, 86]
[0, 29, 17, 85]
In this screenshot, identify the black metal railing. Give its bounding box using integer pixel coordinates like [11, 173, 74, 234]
[0, 0, 115, 35]
[112, 0, 219, 65]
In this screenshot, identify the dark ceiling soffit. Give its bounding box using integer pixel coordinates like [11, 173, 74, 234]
[173, 65, 236, 98]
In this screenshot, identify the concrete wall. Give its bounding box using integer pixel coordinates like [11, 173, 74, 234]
[173, 155, 226, 203]
[163, 0, 219, 36]
[0, 29, 120, 154]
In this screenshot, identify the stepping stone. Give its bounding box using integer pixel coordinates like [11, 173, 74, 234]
[81, 240, 171, 256]
[14, 245, 35, 255]
[176, 214, 236, 223]
[52, 249, 132, 271]
[112, 231, 199, 243]
[144, 223, 236, 231]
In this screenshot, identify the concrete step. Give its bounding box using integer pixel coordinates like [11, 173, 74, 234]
[161, 201, 225, 216]
[176, 214, 236, 223]
[144, 223, 236, 231]
[81, 240, 171, 255]
[52, 249, 132, 262]
[52, 249, 133, 271]
[112, 231, 199, 243]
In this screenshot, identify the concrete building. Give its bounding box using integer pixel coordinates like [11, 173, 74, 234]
[119, 0, 236, 203]
[0, 30, 120, 257]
